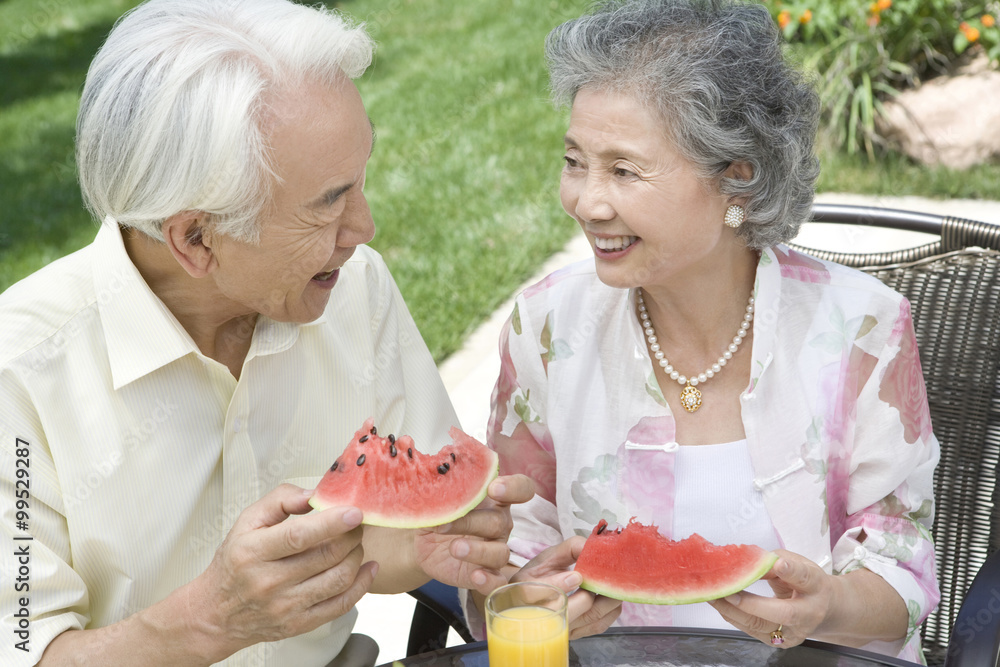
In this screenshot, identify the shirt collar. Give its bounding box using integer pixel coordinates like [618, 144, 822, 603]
[93, 219, 329, 388]
[246, 285, 331, 357]
[94, 218, 203, 390]
[747, 246, 783, 390]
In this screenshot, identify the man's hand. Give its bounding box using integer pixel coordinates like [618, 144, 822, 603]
[185, 484, 378, 661]
[414, 474, 534, 595]
[40, 484, 378, 666]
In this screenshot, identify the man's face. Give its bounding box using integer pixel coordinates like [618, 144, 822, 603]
[205, 76, 376, 324]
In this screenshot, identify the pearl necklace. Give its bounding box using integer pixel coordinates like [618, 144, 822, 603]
[637, 287, 755, 413]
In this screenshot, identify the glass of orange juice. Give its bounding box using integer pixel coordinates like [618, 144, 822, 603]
[485, 581, 569, 667]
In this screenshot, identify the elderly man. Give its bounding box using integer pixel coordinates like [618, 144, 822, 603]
[0, 1, 531, 665]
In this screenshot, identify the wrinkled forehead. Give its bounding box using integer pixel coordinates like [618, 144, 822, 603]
[565, 86, 673, 153]
[256, 76, 373, 208]
[262, 71, 368, 129]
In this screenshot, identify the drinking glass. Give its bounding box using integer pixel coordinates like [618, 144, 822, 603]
[485, 581, 569, 667]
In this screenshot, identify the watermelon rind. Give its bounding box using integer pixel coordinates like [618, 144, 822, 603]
[576, 519, 779, 605]
[349, 463, 496, 529]
[308, 421, 499, 529]
[579, 551, 778, 605]
[309, 456, 498, 529]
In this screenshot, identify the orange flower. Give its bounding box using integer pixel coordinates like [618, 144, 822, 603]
[965, 26, 981, 42]
[869, 2, 879, 12]
[800, 9, 813, 24]
[777, 10, 791, 28]
[960, 21, 970, 31]
[983, 15, 996, 28]
[877, 0, 892, 10]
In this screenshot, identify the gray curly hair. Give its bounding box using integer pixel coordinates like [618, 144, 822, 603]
[545, 0, 820, 249]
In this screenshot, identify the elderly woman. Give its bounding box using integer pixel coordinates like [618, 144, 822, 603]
[485, 0, 940, 660]
[0, 1, 531, 665]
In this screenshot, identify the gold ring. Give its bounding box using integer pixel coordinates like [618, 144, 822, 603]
[770, 624, 785, 646]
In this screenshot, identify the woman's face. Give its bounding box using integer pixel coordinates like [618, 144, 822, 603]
[560, 87, 733, 290]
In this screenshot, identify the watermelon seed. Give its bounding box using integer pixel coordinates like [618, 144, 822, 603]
[437, 462, 450, 474]
[356, 454, 366, 466]
[407, 447, 413, 458]
[388, 434, 395, 444]
[330, 460, 339, 472]
[450, 452, 456, 462]
[359, 435, 369, 443]
[596, 523, 606, 534]
[389, 444, 397, 457]
[370, 425, 377, 435]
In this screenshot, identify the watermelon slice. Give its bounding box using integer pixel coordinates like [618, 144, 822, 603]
[575, 518, 778, 605]
[308, 418, 499, 529]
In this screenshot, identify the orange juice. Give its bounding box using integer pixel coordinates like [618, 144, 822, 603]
[486, 605, 569, 667]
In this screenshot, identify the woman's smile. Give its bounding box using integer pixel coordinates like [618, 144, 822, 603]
[592, 234, 640, 259]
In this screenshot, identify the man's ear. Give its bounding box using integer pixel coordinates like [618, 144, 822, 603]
[161, 211, 216, 278]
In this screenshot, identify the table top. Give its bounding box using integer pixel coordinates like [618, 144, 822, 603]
[380, 627, 923, 667]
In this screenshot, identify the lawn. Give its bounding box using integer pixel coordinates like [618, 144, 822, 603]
[2, 0, 998, 362]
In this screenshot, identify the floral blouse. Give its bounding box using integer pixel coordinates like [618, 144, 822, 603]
[488, 246, 940, 662]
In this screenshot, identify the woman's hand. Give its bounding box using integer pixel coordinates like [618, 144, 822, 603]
[707, 549, 907, 649]
[511, 537, 622, 639]
[413, 474, 535, 595]
[707, 549, 831, 648]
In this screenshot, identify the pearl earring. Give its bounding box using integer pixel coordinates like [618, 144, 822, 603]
[724, 204, 745, 229]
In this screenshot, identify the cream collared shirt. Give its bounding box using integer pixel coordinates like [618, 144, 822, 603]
[0, 221, 457, 666]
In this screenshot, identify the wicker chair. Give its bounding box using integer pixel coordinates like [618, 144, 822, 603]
[789, 203, 1000, 667]
[404, 204, 1000, 663]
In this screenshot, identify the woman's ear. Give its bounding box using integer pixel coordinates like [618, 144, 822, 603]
[161, 211, 216, 278]
[724, 160, 754, 182]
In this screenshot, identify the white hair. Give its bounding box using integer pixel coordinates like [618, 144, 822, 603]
[76, 0, 374, 243]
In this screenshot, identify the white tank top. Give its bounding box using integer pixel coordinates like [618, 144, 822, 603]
[671, 439, 781, 629]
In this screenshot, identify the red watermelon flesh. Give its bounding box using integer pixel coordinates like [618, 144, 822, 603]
[308, 418, 499, 529]
[575, 518, 778, 605]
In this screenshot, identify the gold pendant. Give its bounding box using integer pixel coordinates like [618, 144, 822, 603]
[680, 383, 702, 413]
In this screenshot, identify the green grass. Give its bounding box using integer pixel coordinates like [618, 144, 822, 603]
[0, 0, 147, 298]
[2, 0, 999, 361]
[816, 143, 1000, 199]
[345, 0, 589, 359]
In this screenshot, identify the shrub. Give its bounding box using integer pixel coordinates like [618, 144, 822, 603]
[767, 1, 1000, 158]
